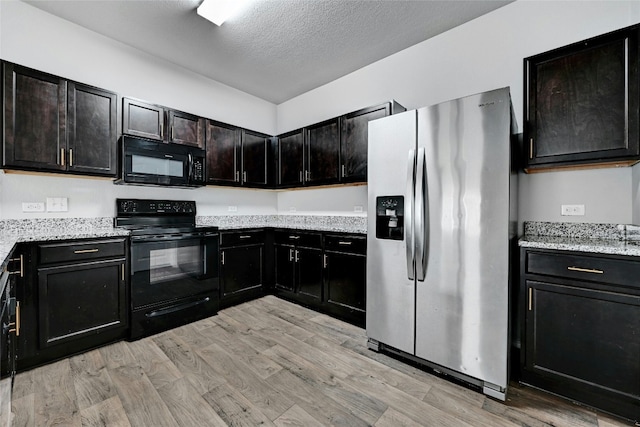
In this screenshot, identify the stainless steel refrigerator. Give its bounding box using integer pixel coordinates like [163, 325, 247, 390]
[366, 87, 517, 400]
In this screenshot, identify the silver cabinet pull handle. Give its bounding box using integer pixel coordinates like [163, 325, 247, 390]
[567, 266, 604, 274]
[323, 254, 327, 268]
[289, 235, 300, 240]
[289, 249, 294, 262]
[74, 249, 99, 254]
[295, 250, 299, 263]
[338, 241, 352, 245]
[7, 255, 23, 277]
[239, 235, 251, 239]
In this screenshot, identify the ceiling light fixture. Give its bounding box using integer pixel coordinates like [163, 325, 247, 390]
[196, 0, 250, 26]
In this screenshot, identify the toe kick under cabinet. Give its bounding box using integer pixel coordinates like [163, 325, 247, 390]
[519, 248, 640, 421]
[17, 237, 129, 370]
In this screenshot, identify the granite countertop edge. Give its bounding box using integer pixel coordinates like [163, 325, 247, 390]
[519, 221, 640, 257]
[0, 215, 367, 265]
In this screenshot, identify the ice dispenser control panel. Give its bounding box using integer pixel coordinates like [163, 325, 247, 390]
[376, 196, 404, 240]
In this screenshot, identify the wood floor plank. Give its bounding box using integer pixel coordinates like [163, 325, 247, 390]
[10, 393, 34, 427]
[79, 395, 131, 427]
[203, 381, 276, 427]
[422, 384, 519, 427]
[232, 303, 316, 342]
[303, 333, 434, 401]
[267, 368, 370, 427]
[197, 324, 283, 380]
[11, 369, 34, 400]
[33, 359, 81, 426]
[127, 336, 183, 390]
[273, 404, 325, 427]
[197, 342, 295, 421]
[98, 340, 137, 370]
[69, 349, 117, 411]
[374, 407, 424, 427]
[156, 377, 228, 427]
[152, 331, 226, 395]
[108, 364, 177, 427]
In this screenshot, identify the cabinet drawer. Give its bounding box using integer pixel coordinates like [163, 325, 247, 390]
[325, 234, 366, 254]
[274, 231, 322, 247]
[526, 251, 640, 289]
[39, 238, 126, 264]
[220, 230, 264, 247]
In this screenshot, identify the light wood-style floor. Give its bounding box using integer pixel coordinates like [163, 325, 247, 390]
[9, 295, 633, 426]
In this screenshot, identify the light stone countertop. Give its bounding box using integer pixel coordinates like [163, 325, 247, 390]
[518, 221, 640, 257]
[0, 214, 367, 267]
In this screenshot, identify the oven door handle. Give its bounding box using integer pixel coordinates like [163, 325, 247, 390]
[145, 297, 211, 318]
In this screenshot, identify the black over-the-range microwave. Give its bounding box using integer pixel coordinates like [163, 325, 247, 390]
[117, 135, 206, 187]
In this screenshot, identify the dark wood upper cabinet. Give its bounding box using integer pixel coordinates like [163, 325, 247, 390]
[3, 63, 66, 171]
[241, 129, 270, 187]
[67, 82, 117, 176]
[276, 101, 404, 189]
[277, 129, 305, 187]
[341, 103, 394, 182]
[122, 98, 164, 141]
[205, 120, 270, 188]
[167, 109, 205, 148]
[123, 97, 204, 148]
[524, 24, 640, 171]
[206, 120, 240, 185]
[306, 118, 340, 185]
[3, 62, 117, 177]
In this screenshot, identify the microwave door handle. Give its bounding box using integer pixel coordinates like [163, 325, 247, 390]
[188, 153, 193, 182]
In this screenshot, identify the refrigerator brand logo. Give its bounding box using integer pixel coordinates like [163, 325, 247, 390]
[478, 101, 496, 108]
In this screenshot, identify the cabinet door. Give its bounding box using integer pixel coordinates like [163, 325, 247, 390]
[341, 104, 390, 182]
[274, 245, 295, 292]
[3, 63, 66, 170]
[277, 130, 304, 187]
[38, 259, 127, 348]
[67, 82, 117, 176]
[241, 130, 270, 187]
[220, 245, 263, 297]
[525, 280, 640, 398]
[306, 118, 339, 185]
[525, 25, 639, 169]
[206, 120, 240, 185]
[296, 247, 323, 300]
[122, 98, 165, 140]
[168, 109, 204, 148]
[325, 251, 366, 312]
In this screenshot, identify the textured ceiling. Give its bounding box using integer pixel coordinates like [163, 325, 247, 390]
[22, 0, 512, 104]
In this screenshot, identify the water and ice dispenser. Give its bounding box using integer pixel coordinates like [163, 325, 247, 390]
[376, 196, 404, 240]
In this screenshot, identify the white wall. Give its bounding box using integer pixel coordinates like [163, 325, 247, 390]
[0, 0, 279, 219]
[276, 1, 640, 224]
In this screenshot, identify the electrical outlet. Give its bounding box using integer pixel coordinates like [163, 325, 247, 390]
[561, 204, 585, 216]
[228, 206, 237, 212]
[354, 205, 363, 213]
[289, 207, 297, 212]
[22, 202, 45, 212]
[46, 197, 68, 212]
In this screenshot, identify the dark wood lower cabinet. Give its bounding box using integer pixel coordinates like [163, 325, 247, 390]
[520, 248, 640, 421]
[38, 260, 127, 348]
[219, 230, 265, 308]
[17, 238, 128, 371]
[324, 234, 366, 327]
[273, 231, 323, 307]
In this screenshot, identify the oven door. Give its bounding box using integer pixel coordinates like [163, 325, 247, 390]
[130, 233, 219, 310]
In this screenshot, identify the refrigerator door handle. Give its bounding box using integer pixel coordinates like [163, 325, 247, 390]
[406, 149, 415, 280]
[415, 147, 428, 281]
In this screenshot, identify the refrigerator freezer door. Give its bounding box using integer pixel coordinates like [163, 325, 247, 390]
[414, 88, 511, 390]
[366, 110, 417, 356]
